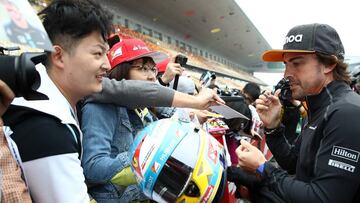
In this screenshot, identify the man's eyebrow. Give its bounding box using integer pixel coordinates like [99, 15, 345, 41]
[284, 56, 304, 64]
[93, 44, 108, 52]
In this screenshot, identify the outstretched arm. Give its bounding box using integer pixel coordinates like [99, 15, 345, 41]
[87, 78, 174, 109]
[88, 78, 224, 109]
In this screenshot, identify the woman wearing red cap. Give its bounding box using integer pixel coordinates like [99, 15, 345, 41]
[81, 38, 170, 203]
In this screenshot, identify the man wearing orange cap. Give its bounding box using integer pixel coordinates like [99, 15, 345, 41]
[233, 24, 360, 202]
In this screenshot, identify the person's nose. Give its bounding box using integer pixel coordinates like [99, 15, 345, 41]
[283, 65, 293, 79]
[147, 73, 156, 81]
[103, 56, 111, 71]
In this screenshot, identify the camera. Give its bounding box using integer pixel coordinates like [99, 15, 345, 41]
[0, 46, 48, 100]
[200, 71, 216, 88]
[174, 54, 188, 67]
[172, 54, 188, 90]
[274, 78, 292, 106]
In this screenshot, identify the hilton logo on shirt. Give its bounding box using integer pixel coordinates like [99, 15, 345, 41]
[331, 146, 359, 163]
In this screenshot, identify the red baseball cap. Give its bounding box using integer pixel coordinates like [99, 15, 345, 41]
[107, 38, 168, 70]
[156, 57, 171, 73]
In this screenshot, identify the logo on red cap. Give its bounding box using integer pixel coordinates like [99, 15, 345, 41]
[111, 46, 123, 61]
[107, 38, 168, 70]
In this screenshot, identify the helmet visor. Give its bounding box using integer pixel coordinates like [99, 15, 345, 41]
[152, 130, 200, 202]
[153, 156, 193, 202]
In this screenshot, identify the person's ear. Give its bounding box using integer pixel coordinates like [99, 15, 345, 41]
[324, 55, 338, 74]
[324, 64, 336, 74]
[50, 45, 65, 70]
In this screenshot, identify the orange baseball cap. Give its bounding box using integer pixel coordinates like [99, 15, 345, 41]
[262, 23, 344, 62]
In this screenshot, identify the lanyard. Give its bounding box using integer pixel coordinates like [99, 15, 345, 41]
[135, 108, 150, 125]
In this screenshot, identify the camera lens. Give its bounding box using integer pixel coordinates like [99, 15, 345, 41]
[0, 52, 48, 100]
[0, 55, 18, 94]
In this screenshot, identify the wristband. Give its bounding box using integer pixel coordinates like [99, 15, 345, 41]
[256, 163, 265, 177]
[158, 77, 169, 87]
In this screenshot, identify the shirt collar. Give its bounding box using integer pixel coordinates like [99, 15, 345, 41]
[11, 63, 78, 126]
[306, 80, 351, 115]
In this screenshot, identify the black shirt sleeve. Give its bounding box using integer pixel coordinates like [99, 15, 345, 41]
[266, 126, 299, 174]
[263, 104, 360, 203]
